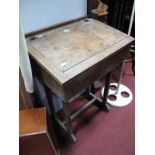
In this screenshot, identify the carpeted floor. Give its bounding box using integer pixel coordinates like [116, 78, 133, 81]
[59, 62, 135, 155]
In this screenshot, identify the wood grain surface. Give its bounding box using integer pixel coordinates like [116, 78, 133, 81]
[19, 107, 46, 137]
[27, 18, 134, 101]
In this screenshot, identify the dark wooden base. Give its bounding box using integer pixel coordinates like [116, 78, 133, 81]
[51, 72, 112, 143]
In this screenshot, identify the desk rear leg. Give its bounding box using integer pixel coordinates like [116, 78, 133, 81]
[94, 72, 112, 112]
[82, 72, 111, 112]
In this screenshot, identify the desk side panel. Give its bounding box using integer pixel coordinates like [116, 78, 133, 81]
[30, 57, 65, 100]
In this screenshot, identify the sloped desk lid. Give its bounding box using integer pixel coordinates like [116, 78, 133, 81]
[27, 18, 134, 85]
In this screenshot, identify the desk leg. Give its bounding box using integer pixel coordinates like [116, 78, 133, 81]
[101, 71, 112, 112]
[90, 83, 95, 94]
[44, 86, 77, 143]
[93, 71, 111, 112]
[82, 72, 112, 112]
[63, 102, 77, 143]
[82, 83, 96, 100]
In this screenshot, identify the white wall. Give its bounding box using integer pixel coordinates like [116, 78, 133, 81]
[20, 0, 87, 34]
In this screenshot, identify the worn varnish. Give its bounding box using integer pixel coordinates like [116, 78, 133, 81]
[27, 18, 134, 101]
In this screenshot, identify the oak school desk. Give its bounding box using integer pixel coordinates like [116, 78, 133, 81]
[26, 18, 134, 143]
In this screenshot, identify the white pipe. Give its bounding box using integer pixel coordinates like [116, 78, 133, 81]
[19, 19, 34, 93]
[128, 0, 135, 36]
[116, 0, 135, 93]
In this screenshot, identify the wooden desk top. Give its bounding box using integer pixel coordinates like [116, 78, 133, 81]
[27, 18, 134, 101]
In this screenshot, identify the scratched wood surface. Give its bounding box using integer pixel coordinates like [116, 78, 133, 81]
[27, 18, 134, 101]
